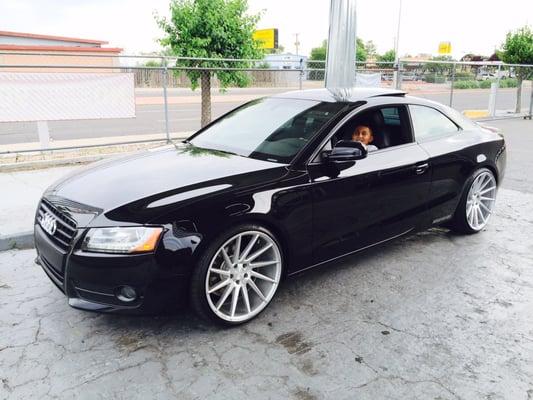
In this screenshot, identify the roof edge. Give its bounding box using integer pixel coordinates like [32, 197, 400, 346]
[0, 30, 108, 45]
[0, 45, 122, 53]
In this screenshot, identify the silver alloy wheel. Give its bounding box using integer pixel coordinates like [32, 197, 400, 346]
[205, 230, 282, 323]
[466, 171, 497, 231]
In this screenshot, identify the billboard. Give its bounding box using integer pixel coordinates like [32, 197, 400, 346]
[253, 29, 279, 50]
[438, 42, 452, 55]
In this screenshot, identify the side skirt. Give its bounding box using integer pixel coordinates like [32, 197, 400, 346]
[287, 228, 414, 277]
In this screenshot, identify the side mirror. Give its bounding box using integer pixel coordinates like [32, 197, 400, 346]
[323, 140, 367, 163]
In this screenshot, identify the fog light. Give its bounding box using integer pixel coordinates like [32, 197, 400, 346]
[116, 286, 137, 302]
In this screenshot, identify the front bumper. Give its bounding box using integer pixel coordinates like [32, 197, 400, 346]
[34, 223, 193, 314]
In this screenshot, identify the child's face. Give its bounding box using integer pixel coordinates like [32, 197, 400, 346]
[352, 126, 374, 145]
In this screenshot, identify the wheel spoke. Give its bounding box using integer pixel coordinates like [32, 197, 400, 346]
[208, 279, 231, 294]
[472, 176, 484, 192]
[468, 209, 474, 226]
[239, 234, 259, 261]
[477, 207, 486, 224]
[242, 284, 251, 313]
[250, 271, 277, 283]
[480, 196, 495, 201]
[479, 201, 492, 214]
[246, 243, 273, 262]
[479, 186, 496, 195]
[250, 260, 278, 269]
[210, 268, 230, 277]
[221, 247, 233, 268]
[232, 234, 242, 263]
[473, 206, 479, 227]
[479, 175, 492, 191]
[230, 285, 240, 317]
[247, 279, 267, 302]
[216, 284, 233, 310]
[466, 204, 474, 217]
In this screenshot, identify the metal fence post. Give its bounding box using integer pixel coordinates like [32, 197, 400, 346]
[298, 58, 303, 90]
[494, 63, 502, 115]
[162, 64, 171, 143]
[449, 62, 455, 107]
[395, 60, 402, 90]
[524, 81, 533, 120]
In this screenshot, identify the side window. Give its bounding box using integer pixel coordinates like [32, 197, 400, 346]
[333, 105, 412, 149]
[313, 105, 413, 162]
[410, 105, 459, 141]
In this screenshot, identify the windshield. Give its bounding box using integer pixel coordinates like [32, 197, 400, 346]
[190, 98, 344, 163]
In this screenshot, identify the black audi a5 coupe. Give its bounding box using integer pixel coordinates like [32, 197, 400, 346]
[34, 88, 506, 325]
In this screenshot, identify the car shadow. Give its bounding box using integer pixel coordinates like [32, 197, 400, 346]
[85, 227, 455, 335]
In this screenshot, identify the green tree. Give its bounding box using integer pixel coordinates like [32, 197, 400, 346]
[365, 40, 377, 59]
[156, 0, 263, 127]
[499, 26, 533, 113]
[377, 49, 396, 68]
[307, 38, 366, 80]
[356, 38, 367, 63]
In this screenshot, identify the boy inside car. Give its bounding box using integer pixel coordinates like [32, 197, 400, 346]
[352, 124, 378, 152]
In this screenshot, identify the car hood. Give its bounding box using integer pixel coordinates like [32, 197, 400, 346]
[45, 144, 288, 226]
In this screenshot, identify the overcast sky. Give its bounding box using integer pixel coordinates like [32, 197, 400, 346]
[1, 0, 531, 58]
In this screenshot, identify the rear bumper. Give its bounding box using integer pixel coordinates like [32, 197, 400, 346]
[34, 224, 193, 315]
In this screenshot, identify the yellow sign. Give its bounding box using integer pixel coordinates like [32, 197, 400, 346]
[253, 29, 278, 49]
[438, 42, 452, 55]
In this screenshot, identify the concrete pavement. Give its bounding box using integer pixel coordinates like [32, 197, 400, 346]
[0, 114, 532, 400]
[0, 187, 532, 399]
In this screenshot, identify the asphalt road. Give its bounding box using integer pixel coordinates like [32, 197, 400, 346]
[0, 86, 531, 146]
[0, 118, 532, 399]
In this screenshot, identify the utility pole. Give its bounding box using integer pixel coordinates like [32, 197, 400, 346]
[294, 33, 300, 56]
[393, 0, 403, 89]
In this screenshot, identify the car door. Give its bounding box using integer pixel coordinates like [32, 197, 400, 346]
[309, 105, 432, 266]
[408, 104, 474, 225]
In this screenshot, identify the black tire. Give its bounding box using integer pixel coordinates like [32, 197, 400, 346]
[189, 223, 284, 326]
[448, 168, 496, 234]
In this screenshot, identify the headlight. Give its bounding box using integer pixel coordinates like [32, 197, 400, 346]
[82, 227, 163, 254]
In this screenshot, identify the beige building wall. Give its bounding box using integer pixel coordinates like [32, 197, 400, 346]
[0, 51, 121, 73]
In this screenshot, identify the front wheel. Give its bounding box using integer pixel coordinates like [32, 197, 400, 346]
[449, 168, 498, 234]
[190, 225, 283, 326]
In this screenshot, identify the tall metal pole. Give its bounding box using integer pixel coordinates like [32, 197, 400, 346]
[394, 0, 402, 61]
[325, 0, 357, 91]
[394, 0, 403, 89]
[294, 33, 300, 56]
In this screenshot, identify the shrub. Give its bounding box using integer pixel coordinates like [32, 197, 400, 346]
[422, 74, 446, 83]
[479, 79, 494, 89]
[501, 78, 518, 88]
[454, 71, 476, 81]
[453, 80, 479, 89]
[452, 78, 519, 89]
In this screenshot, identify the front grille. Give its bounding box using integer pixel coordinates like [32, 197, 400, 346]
[40, 255, 65, 291]
[37, 198, 77, 251]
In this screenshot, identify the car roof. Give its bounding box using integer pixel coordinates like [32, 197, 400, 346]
[271, 88, 406, 103]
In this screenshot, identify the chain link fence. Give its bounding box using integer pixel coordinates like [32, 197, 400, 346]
[0, 52, 531, 155]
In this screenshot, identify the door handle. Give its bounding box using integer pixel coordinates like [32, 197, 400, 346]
[415, 162, 429, 175]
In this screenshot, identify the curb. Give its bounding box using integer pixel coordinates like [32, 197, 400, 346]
[0, 231, 34, 251]
[0, 154, 107, 173]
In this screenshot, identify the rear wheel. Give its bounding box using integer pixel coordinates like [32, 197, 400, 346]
[449, 168, 497, 234]
[190, 224, 283, 326]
